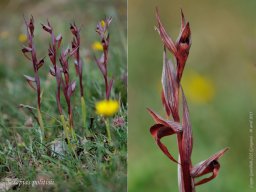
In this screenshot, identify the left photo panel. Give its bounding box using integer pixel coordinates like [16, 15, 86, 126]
[0, 0, 127, 191]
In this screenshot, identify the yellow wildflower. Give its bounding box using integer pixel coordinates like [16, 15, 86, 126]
[182, 71, 215, 103]
[100, 20, 106, 28]
[96, 100, 119, 117]
[92, 41, 103, 51]
[18, 33, 27, 43]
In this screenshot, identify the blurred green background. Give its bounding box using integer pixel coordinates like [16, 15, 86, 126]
[128, 0, 256, 191]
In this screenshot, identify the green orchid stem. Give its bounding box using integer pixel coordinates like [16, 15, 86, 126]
[104, 118, 112, 143]
[60, 115, 71, 145]
[37, 107, 44, 139]
[70, 124, 78, 142]
[60, 115, 78, 159]
[81, 96, 90, 136]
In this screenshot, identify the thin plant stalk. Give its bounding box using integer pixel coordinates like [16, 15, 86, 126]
[104, 118, 112, 142]
[22, 16, 45, 136]
[70, 23, 90, 136]
[81, 96, 88, 134]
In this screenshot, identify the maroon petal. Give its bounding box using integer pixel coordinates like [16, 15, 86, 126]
[161, 89, 171, 116]
[22, 46, 32, 53]
[150, 124, 179, 164]
[181, 88, 193, 161]
[176, 22, 191, 46]
[63, 47, 70, 57]
[102, 34, 110, 50]
[56, 34, 62, 49]
[176, 14, 191, 81]
[155, 8, 177, 55]
[96, 17, 112, 38]
[55, 66, 62, 85]
[70, 23, 78, 36]
[24, 75, 36, 90]
[41, 23, 52, 33]
[37, 57, 45, 70]
[194, 163, 220, 186]
[28, 16, 34, 36]
[67, 81, 76, 98]
[22, 46, 32, 60]
[161, 47, 179, 117]
[49, 67, 56, 76]
[70, 46, 78, 56]
[48, 46, 55, 64]
[71, 81, 76, 92]
[191, 148, 229, 186]
[147, 108, 182, 132]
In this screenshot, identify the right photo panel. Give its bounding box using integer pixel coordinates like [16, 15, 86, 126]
[128, 0, 256, 192]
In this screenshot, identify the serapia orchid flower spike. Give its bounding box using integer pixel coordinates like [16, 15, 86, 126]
[41, 20, 63, 115]
[94, 17, 113, 100]
[70, 23, 89, 136]
[148, 8, 229, 192]
[94, 17, 120, 143]
[42, 20, 77, 143]
[22, 16, 45, 135]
